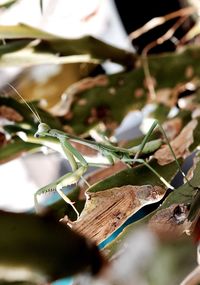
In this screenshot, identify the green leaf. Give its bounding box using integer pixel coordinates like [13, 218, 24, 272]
[0, 210, 103, 283]
[0, 24, 55, 39]
[0, 40, 31, 56]
[0, 50, 99, 67]
[0, 24, 136, 66]
[88, 160, 179, 194]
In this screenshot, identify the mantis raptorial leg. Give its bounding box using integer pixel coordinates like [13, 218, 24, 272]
[34, 134, 88, 218]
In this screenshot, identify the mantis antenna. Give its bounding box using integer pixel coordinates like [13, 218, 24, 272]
[7, 83, 41, 123]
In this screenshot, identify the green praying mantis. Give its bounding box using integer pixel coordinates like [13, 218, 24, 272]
[7, 84, 197, 220]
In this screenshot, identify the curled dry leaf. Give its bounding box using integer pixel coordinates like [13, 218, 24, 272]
[154, 119, 198, 165]
[78, 162, 128, 199]
[186, 154, 200, 181]
[72, 185, 165, 244]
[51, 75, 109, 116]
[0, 105, 23, 122]
[148, 204, 190, 240]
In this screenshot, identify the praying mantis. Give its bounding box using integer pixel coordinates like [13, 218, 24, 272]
[7, 84, 196, 220]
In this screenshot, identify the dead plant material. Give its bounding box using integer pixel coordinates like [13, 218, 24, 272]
[52, 75, 109, 116]
[0, 105, 23, 122]
[154, 119, 198, 165]
[162, 117, 182, 140]
[0, 132, 6, 147]
[129, 6, 195, 40]
[180, 265, 200, 285]
[192, 108, 200, 119]
[186, 154, 200, 181]
[156, 88, 177, 107]
[148, 204, 190, 240]
[72, 185, 165, 244]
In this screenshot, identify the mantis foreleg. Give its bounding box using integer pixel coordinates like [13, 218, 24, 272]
[56, 165, 88, 219]
[35, 137, 89, 218]
[52, 138, 89, 218]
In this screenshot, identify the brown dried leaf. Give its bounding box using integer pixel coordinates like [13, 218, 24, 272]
[148, 204, 190, 240]
[0, 105, 23, 122]
[154, 119, 198, 165]
[72, 185, 165, 244]
[55, 75, 109, 116]
[186, 154, 200, 181]
[156, 88, 177, 107]
[0, 132, 6, 147]
[179, 95, 200, 112]
[78, 162, 128, 199]
[162, 117, 182, 141]
[156, 81, 197, 108]
[192, 107, 200, 119]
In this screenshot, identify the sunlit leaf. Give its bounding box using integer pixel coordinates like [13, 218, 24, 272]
[0, 0, 17, 8]
[0, 24, 136, 66]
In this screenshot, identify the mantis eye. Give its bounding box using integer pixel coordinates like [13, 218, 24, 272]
[34, 123, 50, 137]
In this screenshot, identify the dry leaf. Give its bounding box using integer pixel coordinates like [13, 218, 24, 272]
[186, 154, 200, 181]
[156, 88, 177, 107]
[53, 75, 109, 116]
[72, 185, 165, 244]
[162, 117, 182, 140]
[0, 132, 6, 147]
[154, 119, 198, 165]
[148, 204, 190, 240]
[180, 265, 200, 285]
[192, 108, 200, 119]
[0, 105, 23, 122]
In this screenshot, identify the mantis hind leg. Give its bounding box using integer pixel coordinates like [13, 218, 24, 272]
[123, 157, 174, 190]
[133, 120, 190, 184]
[123, 119, 190, 190]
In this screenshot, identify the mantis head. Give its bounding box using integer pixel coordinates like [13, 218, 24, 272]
[34, 123, 51, 137]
